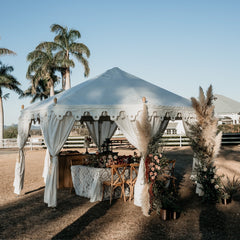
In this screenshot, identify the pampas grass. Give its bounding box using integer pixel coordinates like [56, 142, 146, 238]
[136, 103, 151, 157]
[188, 85, 223, 202]
[136, 104, 152, 215]
[141, 183, 150, 216]
[188, 85, 222, 165]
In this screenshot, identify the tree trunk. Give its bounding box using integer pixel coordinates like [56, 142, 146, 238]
[50, 85, 54, 97]
[0, 97, 4, 147]
[65, 68, 71, 90]
[61, 71, 66, 90]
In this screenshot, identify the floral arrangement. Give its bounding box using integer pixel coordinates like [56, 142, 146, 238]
[195, 163, 223, 203]
[148, 154, 168, 182]
[147, 153, 179, 214]
[96, 153, 140, 168]
[188, 85, 223, 203]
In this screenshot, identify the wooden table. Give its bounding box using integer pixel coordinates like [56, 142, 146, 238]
[58, 151, 91, 188]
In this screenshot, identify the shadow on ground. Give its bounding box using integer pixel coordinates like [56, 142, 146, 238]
[52, 200, 116, 239]
[0, 189, 92, 239]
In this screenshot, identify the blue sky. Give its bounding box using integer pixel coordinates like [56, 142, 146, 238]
[1, 0, 240, 125]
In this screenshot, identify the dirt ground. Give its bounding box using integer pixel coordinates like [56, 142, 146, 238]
[0, 145, 240, 240]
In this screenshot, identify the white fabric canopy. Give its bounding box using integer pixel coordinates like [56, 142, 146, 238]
[85, 120, 117, 149]
[15, 67, 194, 207]
[41, 113, 75, 207]
[13, 118, 31, 194]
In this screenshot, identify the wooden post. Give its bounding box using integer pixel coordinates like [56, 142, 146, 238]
[54, 98, 57, 105]
[21, 105, 24, 110]
[142, 96, 146, 103]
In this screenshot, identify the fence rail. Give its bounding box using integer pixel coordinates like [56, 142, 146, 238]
[0, 133, 239, 149]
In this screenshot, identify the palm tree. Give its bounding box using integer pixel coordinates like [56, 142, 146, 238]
[20, 78, 61, 103]
[21, 79, 50, 103]
[26, 46, 59, 96]
[37, 24, 90, 90]
[0, 61, 23, 141]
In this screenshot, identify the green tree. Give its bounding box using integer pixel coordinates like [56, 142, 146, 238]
[21, 78, 61, 103]
[37, 24, 90, 90]
[4, 125, 18, 138]
[21, 79, 50, 103]
[26, 46, 59, 97]
[0, 61, 23, 140]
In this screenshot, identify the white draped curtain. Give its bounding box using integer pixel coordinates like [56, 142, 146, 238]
[42, 148, 50, 183]
[115, 111, 169, 207]
[13, 118, 32, 194]
[85, 120, 117, 149]
[41, 113, 75, 207]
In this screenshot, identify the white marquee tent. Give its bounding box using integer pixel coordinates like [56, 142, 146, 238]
[14, 67, 193, 208]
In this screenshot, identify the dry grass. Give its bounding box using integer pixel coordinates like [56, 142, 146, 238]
[0, 145, 240, 239]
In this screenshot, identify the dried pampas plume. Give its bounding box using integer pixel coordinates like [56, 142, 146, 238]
[141, 183, 150, 217]
[188, 84, 222, 164]
[136, 103, 151, 157]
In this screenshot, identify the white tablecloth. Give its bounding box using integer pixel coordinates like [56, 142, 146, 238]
[71, 165, 129, 202]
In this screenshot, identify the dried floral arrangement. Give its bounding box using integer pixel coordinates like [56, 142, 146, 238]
[136, 103, 178, 216]
[188, 85, 223, 203]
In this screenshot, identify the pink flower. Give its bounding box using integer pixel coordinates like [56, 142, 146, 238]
[150, 172, 153, 176]
[157, 166, 161, 170]
[151, 176, 155, 180]
[159, 154, 162, 158]
[154, 156, 158, 160]
[151, 167, 155, 171]
[154, 172, 157, 176]
[156, 159, 160, 164]
[150, 162, 154, 166]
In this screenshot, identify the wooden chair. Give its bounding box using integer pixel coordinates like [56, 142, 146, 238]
[102, 164, 127, 204]
[126, 163, 139, 202]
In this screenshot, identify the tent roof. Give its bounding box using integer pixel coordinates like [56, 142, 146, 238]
[56, 67, 191, 106]
[214, 94, 240, 114]
[20, 67, 193, 121]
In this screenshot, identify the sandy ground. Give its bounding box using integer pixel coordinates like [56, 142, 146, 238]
[0, 145, 240, 240]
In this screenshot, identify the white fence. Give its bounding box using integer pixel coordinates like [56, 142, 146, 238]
[0, 136, 87, 149]
[1, 134, 239, 149]
[0, 135, 190, 149]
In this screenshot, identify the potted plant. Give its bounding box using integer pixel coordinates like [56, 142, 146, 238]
[221, 176, 240, 205]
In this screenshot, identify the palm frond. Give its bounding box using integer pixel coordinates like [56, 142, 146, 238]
[68, 29, 81, 41]
[51, 24, 66, 35]
[0, 48, 16, 56]
[27, 50, 48, 61]
[70, 43, 90, 57]
[78, 55, 90, 77]
[36, 41, 59, 51]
